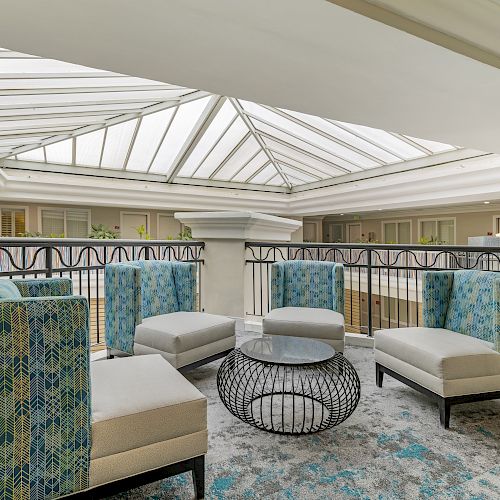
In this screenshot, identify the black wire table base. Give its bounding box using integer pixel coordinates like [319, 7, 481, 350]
[217, 349, 361, 435]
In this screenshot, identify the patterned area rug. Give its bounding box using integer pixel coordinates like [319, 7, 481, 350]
[110, 335, 499, 499]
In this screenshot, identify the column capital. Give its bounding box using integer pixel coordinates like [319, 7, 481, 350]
[174, 211, 302, 241]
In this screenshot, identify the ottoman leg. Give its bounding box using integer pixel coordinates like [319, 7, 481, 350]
[438, 398, 451, 429]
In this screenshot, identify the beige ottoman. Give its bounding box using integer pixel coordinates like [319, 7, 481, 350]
[133, 311, 236, 370]
[90, 355, 207, 498]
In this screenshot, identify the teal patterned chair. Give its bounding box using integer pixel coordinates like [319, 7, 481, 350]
[0, 277, 208, 499]
[262, 260, 345, 352]
[105, 260, 235, 370]
[375, 270, 500, 429]
[0, 278, 91, 499]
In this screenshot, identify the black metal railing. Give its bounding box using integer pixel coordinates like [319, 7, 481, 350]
[0, 238, 205, 347]
[245, 242, 500, 336]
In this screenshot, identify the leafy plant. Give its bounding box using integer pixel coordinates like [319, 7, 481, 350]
[18, 231, 42, 238]
[135, 224, 147, 239]
[177, 226, 192, 241]
[49, 233, 65, 238]
[89, 224, 119, 239]
[418, 236, 444, 245]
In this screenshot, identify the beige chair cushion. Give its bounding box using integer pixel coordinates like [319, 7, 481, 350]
[135, 311, 235, 354]
[91, 354, 207, 460]
[375, 327, 500, 380]
[263, 307, 345, 341]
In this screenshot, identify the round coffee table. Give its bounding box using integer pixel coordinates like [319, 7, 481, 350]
[217, 336, 360, 435]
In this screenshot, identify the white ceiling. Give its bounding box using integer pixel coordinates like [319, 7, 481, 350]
[0, 0, 499, 155]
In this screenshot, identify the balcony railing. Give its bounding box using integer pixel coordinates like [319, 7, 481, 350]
[245, 242, 500, 335]
[0, 238, 204, 348]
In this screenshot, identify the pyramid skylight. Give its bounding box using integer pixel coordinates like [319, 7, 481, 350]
[0, 48, 458, 191]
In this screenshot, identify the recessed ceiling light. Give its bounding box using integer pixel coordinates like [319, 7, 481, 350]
[340, 213, 344, 216]
[484, 201, 490, 204]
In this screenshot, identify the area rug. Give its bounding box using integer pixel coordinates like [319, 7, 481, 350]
[110, 334, 499, 499]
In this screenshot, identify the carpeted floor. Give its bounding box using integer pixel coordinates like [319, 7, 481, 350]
[110, 334, 500, 500]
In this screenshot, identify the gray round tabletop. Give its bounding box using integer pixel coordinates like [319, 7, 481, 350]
[240, 335, 335, 365]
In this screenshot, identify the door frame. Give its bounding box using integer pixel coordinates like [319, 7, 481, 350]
[347, 223, 362, 243]
[120, 211, 150, 239]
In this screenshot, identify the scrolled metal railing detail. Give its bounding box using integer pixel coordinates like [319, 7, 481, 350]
[245, 242, 500, 335]
[0, 238, 205, 346]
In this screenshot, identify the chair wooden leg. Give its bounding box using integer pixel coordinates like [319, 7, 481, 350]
[192, 455, 205, 499]
[375, 362, 384, 388]
[438, 398, 450, 429]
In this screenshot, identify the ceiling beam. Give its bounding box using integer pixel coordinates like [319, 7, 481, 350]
[165, 95, 225, 183]
[229, 98, 292, 190]
[327, 0, 500, 70]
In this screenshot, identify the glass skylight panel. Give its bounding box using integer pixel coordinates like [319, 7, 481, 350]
[231, 152, 269, 183]
[149, 97, 211, 174]
[45, 139, 72, 164]
[213, 137, 261, 181]
[16, 148, 45, 162]
[126, 108, 176, 171]
[263, 138, 349, 176]
[284, 109, 401, 163]
[254, 121, 364, 172]
[336, 122, 425, 159]
[76, 129, 105, 167]
[178, 99, 237, 177]
[266, 174, 285, 186]
[279, 164, 319, 183]
[240, 100, 378, 169]
[273, 153, 330, 179]
[248, 164, 277, 184]
[405, 136, 455, 154]
[101, 119, 137, 169]
[193, 118, 248, 178]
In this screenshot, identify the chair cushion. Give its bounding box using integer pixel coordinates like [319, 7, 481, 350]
[135, 312, 235, 354]
[0, 279, 22, 300]
[375, 327, 500, 380]
[263, 306, 345, 340]
[90, 354, 206, 460]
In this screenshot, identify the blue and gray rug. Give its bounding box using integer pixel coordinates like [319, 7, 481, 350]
[111, 335, 499, 499]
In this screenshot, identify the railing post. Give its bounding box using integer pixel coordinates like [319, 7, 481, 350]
[45, 246, 53, 277]
[144, 245, 150, 260]
[367, 248, 373, 336]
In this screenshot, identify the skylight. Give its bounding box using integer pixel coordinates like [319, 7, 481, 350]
[0, 47, 459, 191]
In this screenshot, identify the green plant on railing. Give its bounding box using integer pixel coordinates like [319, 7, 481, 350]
[89, 224, 119, 239]
[165, 235, 174, 240]
[145, 233, 152, 240]
[49, 233, 65, 238]
[18, 231, 42, 237]
[135, 224, 147, 239]
[418, 236, 444, 245]
[177, 227, 192, 241]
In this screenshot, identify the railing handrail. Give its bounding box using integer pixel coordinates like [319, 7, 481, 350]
[0, 237, 205, 248]
[245, 241, 500, 253]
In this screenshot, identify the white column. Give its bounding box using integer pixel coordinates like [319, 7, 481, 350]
[174, 212, 301, 318]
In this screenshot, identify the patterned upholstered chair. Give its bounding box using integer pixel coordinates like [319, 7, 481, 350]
[375, 270, 500, 429]
[262, 260, 345, 352]
[0, 277, 208, 499]
[105, 260, 235, 370]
